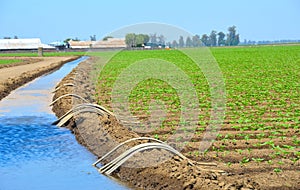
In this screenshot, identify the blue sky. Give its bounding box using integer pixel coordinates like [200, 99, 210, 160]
[1, 0, 299, 43]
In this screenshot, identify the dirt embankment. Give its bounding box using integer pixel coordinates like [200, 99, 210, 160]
[0, 56, 79, 101]
[51, 58, 260, 190]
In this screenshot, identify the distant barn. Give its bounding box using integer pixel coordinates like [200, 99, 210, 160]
[0, 38, 54, 51]
[68, 38, 126, 49]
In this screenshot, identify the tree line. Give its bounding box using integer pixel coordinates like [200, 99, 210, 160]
[125, 25, 240, 48]
[171, 25, 240, 47]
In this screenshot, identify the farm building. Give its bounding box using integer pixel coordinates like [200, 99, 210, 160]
[93, 38, 126, 48]
[0, 38, 54, 50]
[68, 38, 126, 49]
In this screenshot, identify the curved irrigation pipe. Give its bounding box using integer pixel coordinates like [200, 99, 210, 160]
[49, 94, 89, 106]
[52, 83, 75, 93]
[56, 107, 105, 127]
[99, 142, 191, 175]
[52, 104, 95, 125]
[52, 103, 114, 125]
[93, 137, 166, 167]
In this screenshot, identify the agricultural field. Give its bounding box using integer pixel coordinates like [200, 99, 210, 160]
[0, 51, 86, 57]
[0, 59, 22, 65]
[95, 45, 300, 185]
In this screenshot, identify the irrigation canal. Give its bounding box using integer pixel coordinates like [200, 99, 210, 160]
[0, 57, 130, 190]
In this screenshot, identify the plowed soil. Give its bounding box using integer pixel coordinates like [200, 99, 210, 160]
[51, 58, 299, 190]
[0, 56, 79, 100]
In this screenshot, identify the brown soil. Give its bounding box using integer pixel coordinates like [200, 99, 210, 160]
[0, 57, 42, 69]
[50, 58, 298, 190]
[0, 56, 79, 101]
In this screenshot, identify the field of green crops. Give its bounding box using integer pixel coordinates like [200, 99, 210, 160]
[96, 45, 300, 175]
[0, 59, 22, 65]
[0, 51, 86, 57]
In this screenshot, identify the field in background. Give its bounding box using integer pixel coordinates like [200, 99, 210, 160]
[0, 51, 86, 57]
[0, 59, 22, 65]
[95, 45, 300, 176]
[1, 45, 299, 176]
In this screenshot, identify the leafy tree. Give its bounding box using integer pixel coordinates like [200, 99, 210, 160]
[136, 34, 145, 47]
[158, 34, 165, 44]
[102, 36, 113, 41]
[150, 33, 157, 43]
[172, 40, 178, 48]
[209, 30, 217, 46]
[233, 34, 240, 46]
[166, 42, 171, 47]
[125, 33, 136, 47]
[125, 33, 149, 47]
[226, 26, 239, 46]
[90, 35, 96, 41]
[186, 36, 192, 47]
[192, 35, 201, 47]
[217, 32, 226, 46]
[142, 34, 150, 44]
[64, 38, 72, 43]
[201, 34, 210, 46]
[179, 36, 185, 47]
[158, 34, 166, 44]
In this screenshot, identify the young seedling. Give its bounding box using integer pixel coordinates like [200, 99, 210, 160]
[273, 168, 282, 173]
[251, 158, 264, 163]
[240, 157, 250, 164]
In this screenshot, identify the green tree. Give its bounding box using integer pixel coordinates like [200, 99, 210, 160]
[217, 32, 225, 46]
[90, 35, 96, 41]
[192, 35, 201, 47]
[136, 34, 145, 47]
[201, 34, 209, 46]
[125, 33, 136, 47]
[209, 30, 217, 46]
[158, 34, 165, 44]
[226, 26, 239, 46]
[179, 36, 185, 47]
[102, 36, 113, 41]
[186, 36, 192, 47]
[233, 34, 240, 46]
[150, 33, 157, 43]
[142, 34, 150, 44]
[172, 40, 178, 48]
[64, 38, 72, 43]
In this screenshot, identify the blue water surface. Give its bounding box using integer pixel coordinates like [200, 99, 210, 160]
[0, 57, 129, 190]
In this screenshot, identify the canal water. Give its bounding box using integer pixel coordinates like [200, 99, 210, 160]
[0, 57, 130, 190]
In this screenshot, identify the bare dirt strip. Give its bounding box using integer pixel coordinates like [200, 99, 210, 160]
[51, 58, 269, 190]
[0, 56, 79, 100]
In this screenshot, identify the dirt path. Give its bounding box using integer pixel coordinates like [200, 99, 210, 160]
[0, 56, 79, 100]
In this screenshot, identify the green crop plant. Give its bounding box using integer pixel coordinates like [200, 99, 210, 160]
[91, 45, 300, 171]
[252, 158, 264, 163]
[273, 168, 282, 173]
[240, 157, 250, 164]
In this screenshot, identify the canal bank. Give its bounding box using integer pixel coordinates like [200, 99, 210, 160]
[0, 57, 130, 190]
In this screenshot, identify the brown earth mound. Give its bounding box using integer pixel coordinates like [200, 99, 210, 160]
[0, 57, 42, 69]
[0, 56, 79, 101]
[51, 58, 263, 190]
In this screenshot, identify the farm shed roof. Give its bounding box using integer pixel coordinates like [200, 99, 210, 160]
[68, 38, 126, 49]
[0, 38, 54, 50]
